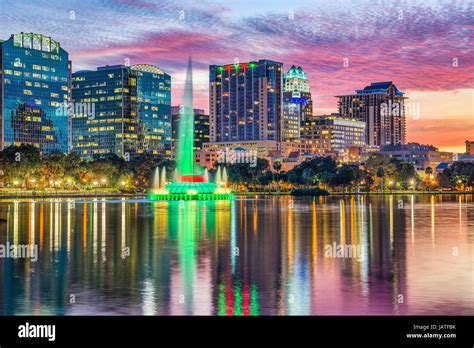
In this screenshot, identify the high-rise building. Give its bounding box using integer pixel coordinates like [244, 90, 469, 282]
[302, 114, 366, 161]
[336, 81, 407, 147]
[0, 33, 71, 152]
[171, 106, 209, 153]
[71, 65, 137, 158]
[132, 64, 171, 157]
[466, 140, 474, 155]
[283, 65, 312, 140]
[71, 64, 171, 159]
[209, 60, 283, 142]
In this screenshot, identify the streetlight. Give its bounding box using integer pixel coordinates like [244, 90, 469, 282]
[28, 178, 36, 192]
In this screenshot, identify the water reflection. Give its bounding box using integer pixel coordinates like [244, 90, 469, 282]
[0, 194, 472, 315]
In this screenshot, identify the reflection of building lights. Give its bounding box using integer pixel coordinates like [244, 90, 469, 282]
[101, 178, 107, 183]
[13, 181, 19, 185]
[93, 181, 98, 185]
[29, 178, 36, 183]
[218, 281, 259, 316]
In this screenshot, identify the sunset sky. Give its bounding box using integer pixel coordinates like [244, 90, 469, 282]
[1, 0, 472, 152]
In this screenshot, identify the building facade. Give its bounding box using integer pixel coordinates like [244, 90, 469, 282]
[171, 106, 209, 154]
[209, 60, 283, 143]
[194, 111, 210, 151]
[71, 64, 171, 159]
[0, 33, 70, 152]
[283, 65, 312, 140]
[377, 143, 453, 171]
[466, 140, 474, 155]
[302, 115, 366, 161]
[336, 81, 406, 147]
[202, 140, 279, 158]
[132, 64, 171, 157]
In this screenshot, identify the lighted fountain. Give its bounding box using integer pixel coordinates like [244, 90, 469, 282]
[149, 59, 234, 201]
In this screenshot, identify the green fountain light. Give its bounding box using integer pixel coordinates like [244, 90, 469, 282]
[149, 58, 234, 201]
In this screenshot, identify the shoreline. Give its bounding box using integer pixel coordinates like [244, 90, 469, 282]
[0, 189, 471, 200]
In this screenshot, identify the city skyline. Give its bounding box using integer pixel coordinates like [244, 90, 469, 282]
[0, 1, 473, 338]
[1, 0, 473, 153]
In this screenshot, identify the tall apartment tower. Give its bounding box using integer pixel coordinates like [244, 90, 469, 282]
[0, 33, 71, 152]
[209, 60, 283, 142]
[336, 81, 407, 147]
[283, 65, 313, 140]
[71, 64, 171, 159]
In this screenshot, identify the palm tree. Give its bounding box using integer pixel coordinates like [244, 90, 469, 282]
[272, 160, 282, 189]
[273, 160, 282, 174]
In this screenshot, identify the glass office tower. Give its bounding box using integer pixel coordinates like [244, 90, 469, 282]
[71, 64, 171, 159]
[71, 65, 138, 158]
[131, 64, 171, 158]
[0, 33, 70, 152]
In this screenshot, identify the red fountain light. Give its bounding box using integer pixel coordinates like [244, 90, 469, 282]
[178, 175, 206, 183]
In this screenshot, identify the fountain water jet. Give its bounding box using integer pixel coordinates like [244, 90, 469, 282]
[216, 167, 222, 186]
[160, 167, 166, 188]
[152, 167, 160, 191]
[222, 167, 228, 187]
[149, 58, 233, 201]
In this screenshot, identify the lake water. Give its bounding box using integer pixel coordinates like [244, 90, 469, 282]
[0, 194, 472, 315]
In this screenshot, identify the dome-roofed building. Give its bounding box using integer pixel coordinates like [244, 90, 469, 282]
[283, 65, 313, 141]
